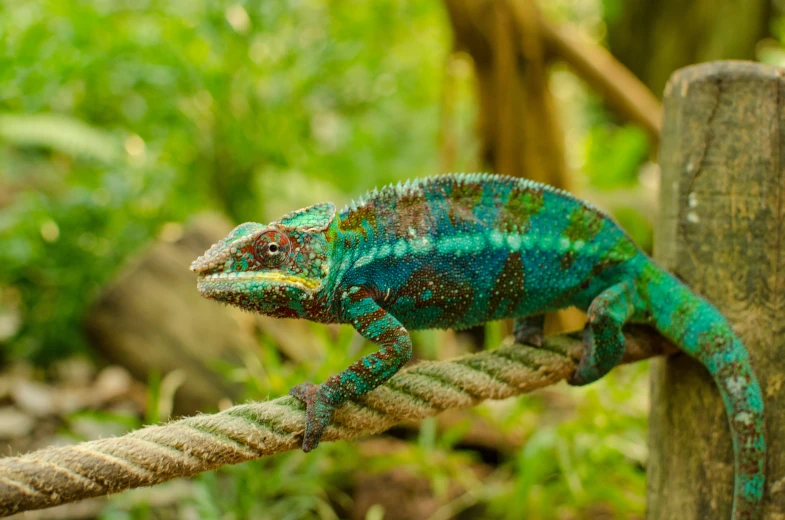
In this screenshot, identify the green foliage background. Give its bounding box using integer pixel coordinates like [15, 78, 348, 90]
[1, 0, 452, 362]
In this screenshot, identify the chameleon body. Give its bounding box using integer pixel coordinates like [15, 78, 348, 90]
[192, 174, 765, 519]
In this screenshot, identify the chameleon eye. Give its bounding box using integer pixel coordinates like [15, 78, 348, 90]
[254, 230, 292, 267]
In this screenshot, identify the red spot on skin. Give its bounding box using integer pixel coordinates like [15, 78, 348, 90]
[487, 252, 525, 318]
[394, 195, 433, 238]
[356, 308, 388, 330]
[339, 204, 378, 237]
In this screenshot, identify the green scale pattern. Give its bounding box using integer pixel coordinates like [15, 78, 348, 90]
[192, 174, 765, 520]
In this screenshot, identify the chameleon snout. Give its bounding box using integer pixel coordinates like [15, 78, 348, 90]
[190, 243, 232, 275]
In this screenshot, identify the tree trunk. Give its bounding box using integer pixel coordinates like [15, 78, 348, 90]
[443, 0, 569, 189]
[649, 61, 785, 518]
[606, 0, 770, 97]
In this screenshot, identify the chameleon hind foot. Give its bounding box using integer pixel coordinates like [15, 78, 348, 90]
[513, 315, 546, 347]
[568, 324, 607, 386]
[568, 282, 633, 386]
[289, 382, 335, 452]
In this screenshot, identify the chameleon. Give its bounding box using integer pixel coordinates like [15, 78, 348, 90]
[191, 174, 765, 519]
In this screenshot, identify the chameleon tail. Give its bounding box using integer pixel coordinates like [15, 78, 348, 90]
[642, 264, 765, 519]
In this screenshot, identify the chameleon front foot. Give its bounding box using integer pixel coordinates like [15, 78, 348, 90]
[289, 382, 336, 452]
[513, 315, 546, 347]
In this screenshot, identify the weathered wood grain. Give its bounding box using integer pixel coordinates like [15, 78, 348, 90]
[649, 61, 785, 519]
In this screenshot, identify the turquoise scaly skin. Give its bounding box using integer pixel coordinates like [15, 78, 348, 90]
[191, 174, 765, 519]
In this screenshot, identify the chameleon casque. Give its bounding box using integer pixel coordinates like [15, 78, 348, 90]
[191, 174, 765, 519]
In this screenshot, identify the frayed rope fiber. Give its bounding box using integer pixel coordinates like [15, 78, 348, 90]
[0, 327, 673, 517]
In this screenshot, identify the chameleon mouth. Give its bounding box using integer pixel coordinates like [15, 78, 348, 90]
[196, 271, 321, 293]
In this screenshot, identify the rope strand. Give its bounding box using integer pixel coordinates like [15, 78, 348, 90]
[0, 328, 673, 517]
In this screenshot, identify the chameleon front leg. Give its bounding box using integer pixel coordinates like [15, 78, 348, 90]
[569, 281, 635, 386]
[289, 286, 412, 452]
[513, 315, 546, 347]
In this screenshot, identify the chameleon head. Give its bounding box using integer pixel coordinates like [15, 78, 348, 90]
[190, 201, 337, 319]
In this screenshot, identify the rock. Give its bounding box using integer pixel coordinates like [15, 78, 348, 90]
[55, 387, 91, 415]
[0, 407, 34, 439]
[93, 365, 133, 403]
[51, 357, 95, 386]
[84, 214, 260, 415]
[11, 380, 57, 417]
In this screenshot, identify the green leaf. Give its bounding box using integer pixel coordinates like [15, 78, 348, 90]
[0, 113, 122, 162]
[584, 124, 649, 189]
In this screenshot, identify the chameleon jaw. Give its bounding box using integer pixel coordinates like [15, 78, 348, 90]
[196, 270, 322, 294]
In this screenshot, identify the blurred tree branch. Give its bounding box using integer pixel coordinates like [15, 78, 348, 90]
[444, 0, 570, 188]
[444, 0, 662, 151]
[539, 20, 661, 143]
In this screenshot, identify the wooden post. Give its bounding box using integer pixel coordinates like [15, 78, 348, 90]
[649, 61, 785, 518]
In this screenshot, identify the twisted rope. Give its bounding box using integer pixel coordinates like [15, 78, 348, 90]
[0, 327, 673, 517]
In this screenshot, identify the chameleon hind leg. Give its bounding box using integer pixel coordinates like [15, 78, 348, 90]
[513, 315, 546, 347]
[569, 281, 635, 386]
[290, 286, 412, 452]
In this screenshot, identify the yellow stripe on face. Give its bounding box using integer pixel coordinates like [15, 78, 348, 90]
[200, 271, 321, 292]
[255, 271, 322, 291]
